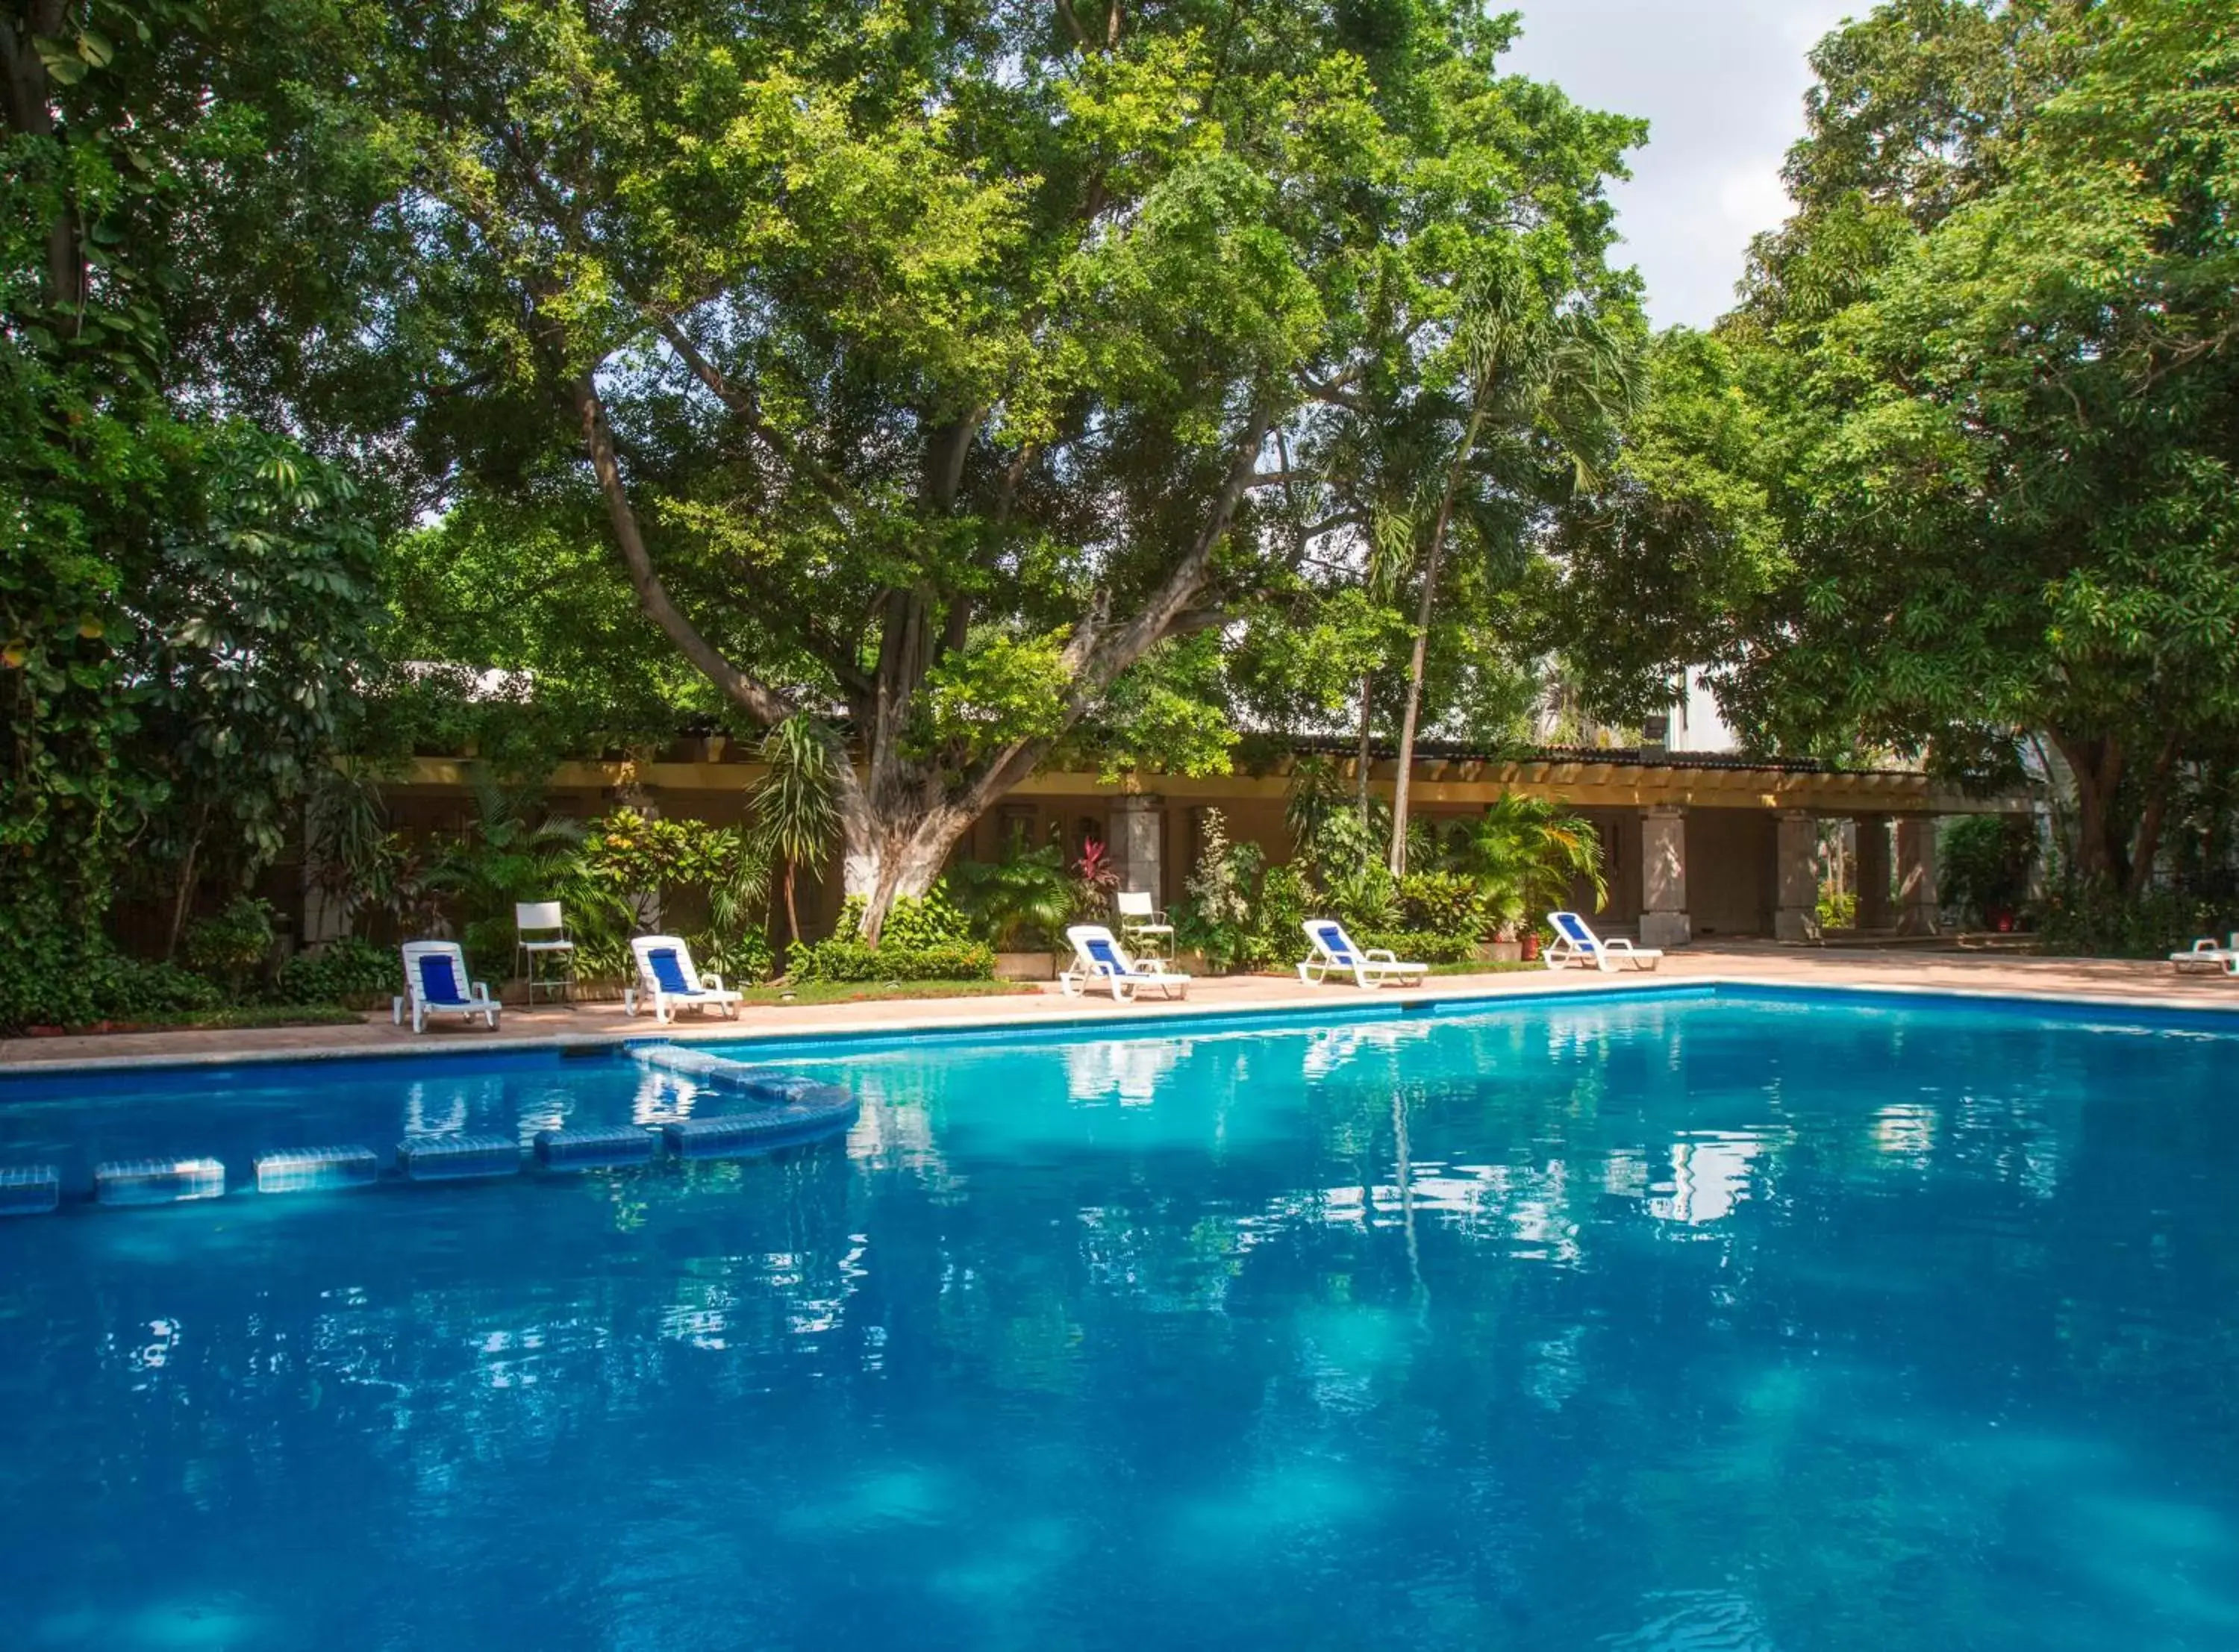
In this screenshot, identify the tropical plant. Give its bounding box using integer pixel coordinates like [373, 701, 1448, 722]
[182, 896, 278, 998]
[1072, 839, 1121, 922]
[1454, 795, 1608, 934]
[272, 936, 402, 1007]
[1172, 810, 1270, 974]
[748, 715, 840, 946]
[1940, 816, 2040, 927]
[950, 830, 1076, 952]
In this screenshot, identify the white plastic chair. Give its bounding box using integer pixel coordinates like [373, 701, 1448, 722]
[1296, 919, 1428, 989]
[393, 940, 502, 1033]
[1060, 924, 1190, 1002]
[624, 934, 743, 1024]
[1544, 910, 1662, 972]
[2168, 933, 2239, 975]
[515, 900, 576, 1003]
[1114, 889, 1174, 958]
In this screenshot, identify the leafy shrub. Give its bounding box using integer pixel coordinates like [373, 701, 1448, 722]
[1940, 815, 2039, 925]
[0, 939, 226, 1031]
[1355, 929, 1478, 965]
[1171, 810, 1267, 972]
[274, 936, 402, 1006]
[831, 883, 974, 948]
[182, 896, 277, 994]
[787, 938, 995, 983]
[949, 834, 1075, 950]
[690, 926, 775, 986]
[2035, 879, 2226, 959]
[1397, 871, 1489, 941]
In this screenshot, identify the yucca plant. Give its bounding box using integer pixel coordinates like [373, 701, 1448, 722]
[749, 715, 841, 945]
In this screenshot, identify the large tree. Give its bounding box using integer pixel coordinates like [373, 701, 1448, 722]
[1549, 0, 2239, 892]
[375, 0, 1639, 938]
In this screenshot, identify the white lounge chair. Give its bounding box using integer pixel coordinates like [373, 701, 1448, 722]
[1545, 910, 1662, 972]
[393, 940, 502, 1033]
[1061, 924, 1190, 1001]
[1115, 889, 1175, 957]
[2168, 933, 2239, 974]
[625, 934, 743, 1024]
[1296, 919, 1428, 989]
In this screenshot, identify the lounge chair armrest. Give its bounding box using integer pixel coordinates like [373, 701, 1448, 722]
[473, 980, 493, 999]
[1365, 948, 1399, 962]
[702, 971, 725, 991]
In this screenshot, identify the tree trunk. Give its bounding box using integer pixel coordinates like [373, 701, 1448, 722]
[1387, 389, 1492, 877]
[2050, 728, 2128, 889]
[782, 862, 801, 951]
[1, 2, 84, 315]
[165, 826, 206, 962]
[1355, 672, 1375, 825]
[2126, 732, 2182, 900]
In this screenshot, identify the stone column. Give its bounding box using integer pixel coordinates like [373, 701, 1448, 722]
[1639, 807, 1690, 951]
[1773, 810, 1821, 943]
[1111, 794, 1167, 907]
[1896, 817, 1940, 934]
[1855, 813, 1893, 931]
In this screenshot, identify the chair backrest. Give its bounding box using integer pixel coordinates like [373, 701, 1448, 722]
[1068, 925, 1129, 977]
[633, 935, 699, 995]
[1549, 910, 1597, 949]
[402, 941, 469, 1004]
[516, 900, 564, 933]
[1307, 919, 1357, 963]
[1115, 890, 1155, 919]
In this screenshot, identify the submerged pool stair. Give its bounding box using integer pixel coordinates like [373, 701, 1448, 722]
[0, 1045, 857, 1215]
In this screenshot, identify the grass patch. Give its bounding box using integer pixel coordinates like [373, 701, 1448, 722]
[1425, 960, 1549, 976]
[738, 979, 1038, 1007]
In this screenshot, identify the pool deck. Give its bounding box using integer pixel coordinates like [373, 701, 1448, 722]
[4, 941, 2235, 1074]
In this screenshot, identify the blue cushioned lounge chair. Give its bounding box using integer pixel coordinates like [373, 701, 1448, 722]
[1061, 924, 1190, 1002]
[394, 940, 502, 1033]
[1544, 910, 1662, 972]
[625, 934, 743, 1024]
[1296, 919, 1427, 989]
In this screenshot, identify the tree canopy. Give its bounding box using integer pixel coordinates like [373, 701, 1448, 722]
[1547, 0, 2239, 895]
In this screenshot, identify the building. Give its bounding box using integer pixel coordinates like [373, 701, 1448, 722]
[367, 735, 2031, 946]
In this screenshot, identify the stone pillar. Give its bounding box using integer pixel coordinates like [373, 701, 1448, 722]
[1639, 807, 1690, 951]
[1896, 817, 1940, 934]
[1855, 814, 1893, 931]
[1111, 794, 1167, 907]
[1773, 810, 1821, 943]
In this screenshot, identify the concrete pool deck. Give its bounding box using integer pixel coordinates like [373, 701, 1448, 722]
[4, 941, 2236, 1074]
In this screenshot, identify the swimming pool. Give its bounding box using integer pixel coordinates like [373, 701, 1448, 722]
[3, 986, 2236, 1649]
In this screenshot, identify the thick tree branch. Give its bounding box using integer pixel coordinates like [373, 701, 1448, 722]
[652, 315, 858, 510]
[569, 375, 796, 727]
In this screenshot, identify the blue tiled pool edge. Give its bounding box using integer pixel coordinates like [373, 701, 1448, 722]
[4, 974, 2238, 1088]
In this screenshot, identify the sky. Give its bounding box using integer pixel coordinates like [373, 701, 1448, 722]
[1502, 1, 1862, 329]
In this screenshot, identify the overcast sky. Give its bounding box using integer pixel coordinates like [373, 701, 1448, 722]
[1502, 1, 1861, 329]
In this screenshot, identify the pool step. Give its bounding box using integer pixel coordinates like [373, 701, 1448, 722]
[94, 1157, 226, 1207]
[661, 1087, 859, 1158]
[535, 1125, 659, 1169]
[0, 1165, 61, 1216]
[255, 1146, 381, 1195]
[397, 1134, 521, 1182]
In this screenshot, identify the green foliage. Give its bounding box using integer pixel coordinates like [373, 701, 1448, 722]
[1448, 795, 1607, 932]
[1172, 809, 1270, 973]
[0, 936, 223, 1033]
[182, 896, 277, 994]
[2035, 880, 2231, 961]
[831, 885, 975, 954]
[949, 830, 1077, 951]
[787, 939, 995, 983]
[1354, 929, 1480, 966]
[1549, 0, 2239, 907]
[1940, 816, 2040, 926]
[1396, 872, 1492, 941]
[273, 936, 402, 1007]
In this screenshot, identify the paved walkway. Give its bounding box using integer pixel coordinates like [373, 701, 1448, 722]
[3, 943, 2233, 1072]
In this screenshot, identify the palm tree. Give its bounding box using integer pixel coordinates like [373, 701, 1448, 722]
[1384, 261, 1643, 875]
[749, 715, 840, 947]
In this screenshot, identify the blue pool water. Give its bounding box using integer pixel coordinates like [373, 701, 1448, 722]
[4, 987, 2239, 1650]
